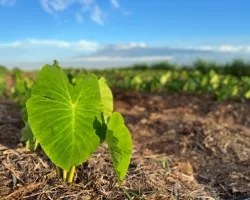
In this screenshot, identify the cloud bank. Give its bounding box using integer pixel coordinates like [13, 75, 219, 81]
[0, 39, 250, 69]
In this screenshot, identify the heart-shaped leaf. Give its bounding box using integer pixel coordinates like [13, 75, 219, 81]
[26, 65, 103, 171]
[106, 112, 132, 183]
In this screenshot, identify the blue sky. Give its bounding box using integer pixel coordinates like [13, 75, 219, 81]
[0, 0, 249, 69]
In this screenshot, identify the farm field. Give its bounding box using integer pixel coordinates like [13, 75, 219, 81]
[1, 0, 250, 199]
[1, 60, 250, 200]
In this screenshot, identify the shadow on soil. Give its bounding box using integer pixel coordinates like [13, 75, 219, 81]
[0, 99, 23, 150]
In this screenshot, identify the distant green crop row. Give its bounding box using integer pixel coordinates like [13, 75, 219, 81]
[1, 59, 250, 102]
[89, 69, 250, 101]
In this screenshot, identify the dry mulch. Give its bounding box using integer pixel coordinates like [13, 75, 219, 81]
[1, 90, 250, 199]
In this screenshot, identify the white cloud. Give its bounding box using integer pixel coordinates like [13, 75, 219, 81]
[110, 42, 147, 50]
[40, 0, 75, 13]
[40, 0, 128, 24]
[218, 45, 243, 52]
[2, 39, 250, 69]
[2, 40, 250, 55]
[70, 55, 172, 62]
[27, 39, 71, 47]
[110, 0, 119, 8]
[75, 40, 100, 50]
[80, 0, 94, 12]
[0, 39, 100, 51]
[0, 0, 16, 6]
[40, 0, 52, 13]
[0, 41, 24, 47]
[184, 45, 250, 53]
[246, 46, 250, 53]
[110, 0, 131, 16]
[91, 5, 104, 25]
[198, 46, 213, 51]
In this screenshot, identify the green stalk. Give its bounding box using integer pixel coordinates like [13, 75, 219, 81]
[55, 165, 76, 183]
[65, 166, 76, 182]
[34, 139, 39, 150]
[63, 169, 68, 180]
[26, 137, 39, 151]
[55, 165, 62, 177]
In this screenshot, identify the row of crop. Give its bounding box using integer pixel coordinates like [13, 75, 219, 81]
[89, 69, 250, 101]
[2, 67, 250, 103]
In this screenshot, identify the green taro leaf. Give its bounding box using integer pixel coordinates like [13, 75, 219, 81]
[26, 65, 103, 171]
[106, 112, 132, 183]
[20, 122, 33, 142]
[20, 122, 39, 151]
[98, 77, 113, 121]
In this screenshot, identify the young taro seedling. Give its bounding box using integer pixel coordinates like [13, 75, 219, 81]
[25, 64, 132, 183]
[20, 90, 40, 152]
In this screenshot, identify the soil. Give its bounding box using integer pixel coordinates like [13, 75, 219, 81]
[1, 90, 250, 200]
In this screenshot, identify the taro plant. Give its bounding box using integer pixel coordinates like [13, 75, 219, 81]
[20, 87, 38, 151]
[25, 64, 132, 183]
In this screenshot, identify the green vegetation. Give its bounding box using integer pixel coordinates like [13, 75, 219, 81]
[20, 63, 132, 183]
[2, 58, 250, 158]
[2, 58, 250, 106]
[89, 59, 250, 101]
[2, 59, 250, 152]
[2, 59, 250, 104]
[0, 65, 8, 96]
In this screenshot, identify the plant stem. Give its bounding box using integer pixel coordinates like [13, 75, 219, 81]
[55, 165, 76, 183]
[55, 165, 62, 177]
[26, 137, 39, 151]
[34, 139, 39, 150]
[65, 166, 75, 183]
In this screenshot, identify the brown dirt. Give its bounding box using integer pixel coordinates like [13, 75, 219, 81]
[1, 90, 250, 199]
